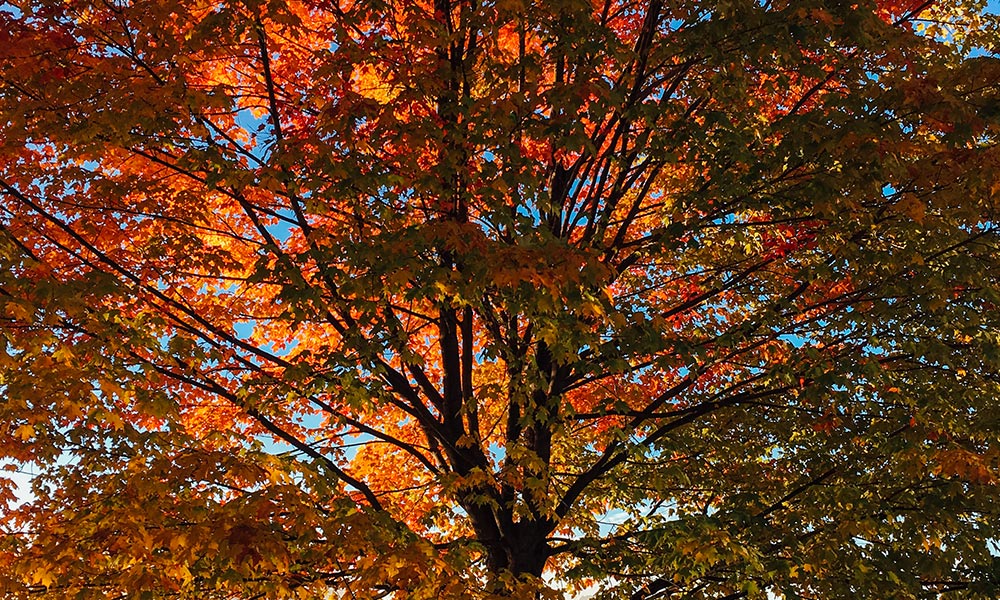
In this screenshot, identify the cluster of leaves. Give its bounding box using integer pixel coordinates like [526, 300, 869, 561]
[2, 0, 1000, 598]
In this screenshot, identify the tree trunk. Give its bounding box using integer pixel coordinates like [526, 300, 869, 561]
[481, 520, 551, 594]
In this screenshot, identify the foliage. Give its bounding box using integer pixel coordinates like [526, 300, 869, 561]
[2, 0, 1000, 597]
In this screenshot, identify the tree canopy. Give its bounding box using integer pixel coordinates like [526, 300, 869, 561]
[2, 0, 1000, 597]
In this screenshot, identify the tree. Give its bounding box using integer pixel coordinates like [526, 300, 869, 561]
[1, 0, 1000, 597]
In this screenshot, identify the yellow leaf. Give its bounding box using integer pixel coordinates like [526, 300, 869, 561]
[14, 424, 33, 441]
[33, 567, 54, 588]
[896, 194, 926, 224]
[4, 302, 31, 322]
[169, 533, 188, 552]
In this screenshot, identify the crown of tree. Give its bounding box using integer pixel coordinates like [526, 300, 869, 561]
[2, 0, 1000, 598]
